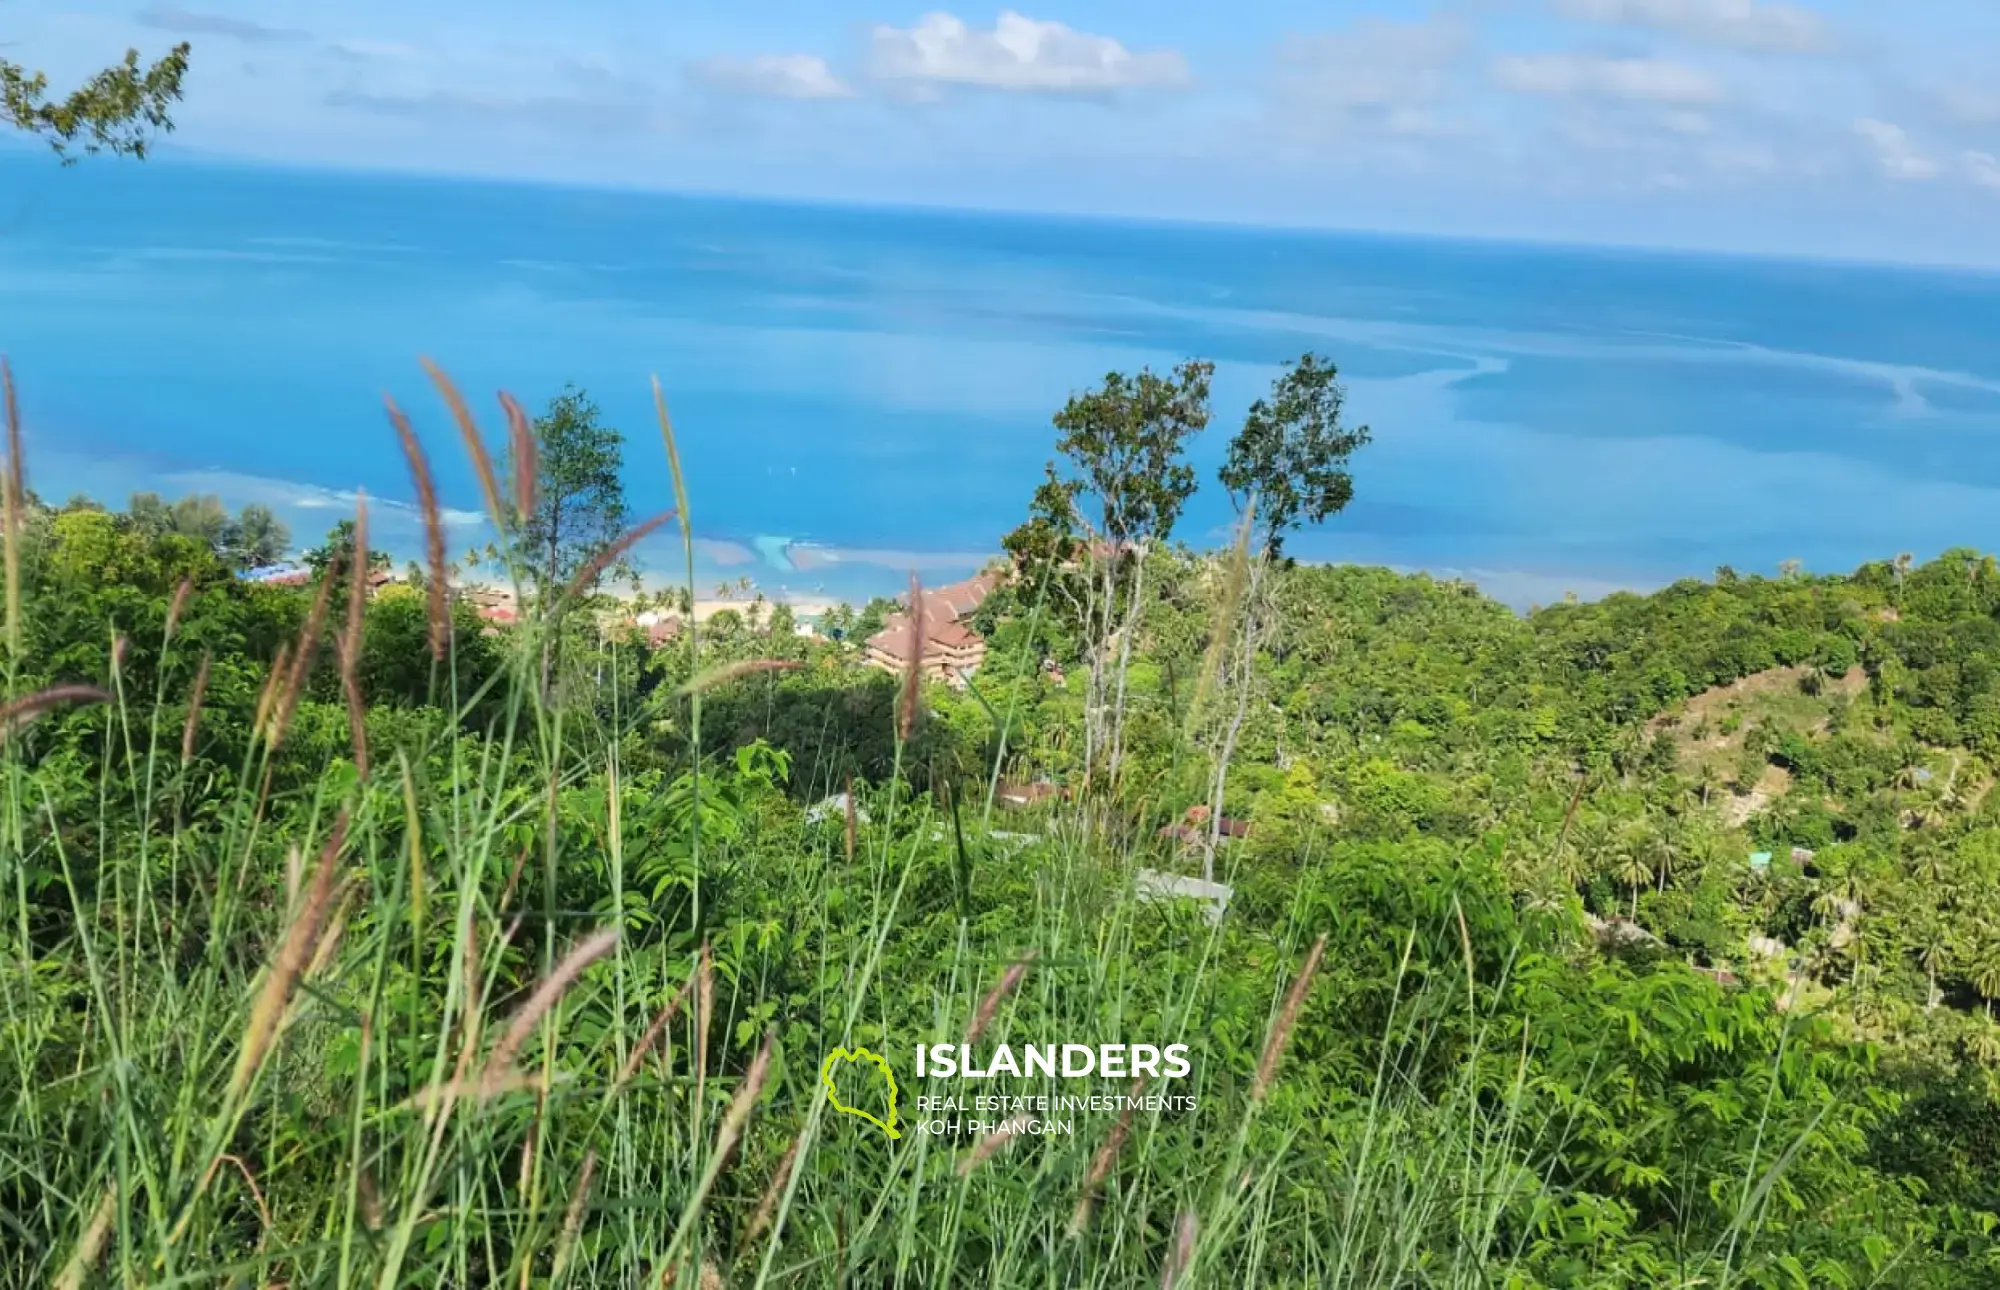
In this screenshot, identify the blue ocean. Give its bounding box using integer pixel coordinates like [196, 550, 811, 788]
[3, 153, 1998, 608]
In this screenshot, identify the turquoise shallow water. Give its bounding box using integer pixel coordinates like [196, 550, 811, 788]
[2, 153, 1998, 607]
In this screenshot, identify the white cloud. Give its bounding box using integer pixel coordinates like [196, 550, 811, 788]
[867, 11, 1190, 94]
[1492, 53, 1725, 105]
[1966, 151, 2000, 191]
[692, 54, 855, 100]
[1854, 118, 1939, 180]
[1551, 0, 1830, 54]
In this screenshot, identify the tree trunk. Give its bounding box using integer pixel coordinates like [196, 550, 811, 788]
[1204, 556, 1268, 881]
[1106, 542, 1147, 790]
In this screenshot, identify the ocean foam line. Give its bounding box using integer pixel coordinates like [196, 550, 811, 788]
[1117, 296, 2000, 418]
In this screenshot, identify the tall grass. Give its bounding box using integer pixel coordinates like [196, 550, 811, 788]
[0, 363, 1839, 1288]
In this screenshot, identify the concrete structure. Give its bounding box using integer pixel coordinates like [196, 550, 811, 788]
[1133, 870, 1233, 926]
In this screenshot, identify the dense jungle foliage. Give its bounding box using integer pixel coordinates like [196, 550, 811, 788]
[5, 361, 2000, 1289]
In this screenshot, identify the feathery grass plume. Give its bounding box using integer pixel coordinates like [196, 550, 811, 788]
[166, 574, 193, 639]
[230, 812, 348, 1099]
[842, 773, 857, 864]
[1160, 1210, 1198, 1289]
[479, 925, 619, 1095]
[270, 558, 339, 751]
[958, 1115, 1033, 1177]
[387, 395, 451, 659]
[110, 633, 129, 676]
[965, 949, 1038, 1046]
[676, 657, 801, 696]
[0, 684, 111, 740]
[180, 650, 211, 762]
[253, 641, 291, 738]
[1251, 933, 1327, 1102]
[898, 572, 926, 744]
[1068, 1075, 1147, 1236]
[341, 493, 371, 779]
[498, 843, 531, 913]
[307, 891, 353, 979]
[740, 1133, 803, 1254]
[550, 1149, 598, 1286]
[402, 1070, 546, 1114]
[1187, 499, 1255, 735]
[1, 359, 23, 659]
[420, 357, 506, 534]
[283, 844, 302, 912]
[617, 969, 696, 1086]
[709, 1028, 776, 1169]
[53, 1187, 115, 1290]
[561, 509, 675, 604]
[650, 377, 694, 546]
[695, 939, 714, 1106]
[500, 390, 538, 523]
[517, 1113, 540, 1212]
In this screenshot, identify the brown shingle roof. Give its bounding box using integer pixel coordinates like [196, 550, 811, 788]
[867, 613, 982, 659]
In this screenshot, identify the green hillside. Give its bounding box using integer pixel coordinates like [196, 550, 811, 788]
[5, 360, 2000, 1288]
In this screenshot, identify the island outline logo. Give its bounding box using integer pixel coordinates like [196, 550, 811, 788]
[819, 1045, 902, 1139]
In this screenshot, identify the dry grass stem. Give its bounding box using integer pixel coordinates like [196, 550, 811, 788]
[550, 1149, 598, 1285]
[387, 395, 451, 659]
[1068, 1075, 1146, 1236]
[562, 510, 675, 603]
[1160, 1210, 1198, 1288]
[709, 1029, 776, 1170]
[230, 812, 348, 1098]
[479, 926, 619, 1094]
[270, 560, 339, 750]
[181, 651, 211, 762]
[695, 940, 714, 1105]
[617, 970, 697, 1086]
[965, 949, 1038, 1046]
[649, 377, 693, 544]
[740, 1134, 803, 1253]
[166, 575, 193, 639]
[53, 1187, 115, 1290]
[898, 572, 925, 743]
[500, 391, 538, 522]
[420, 358, 506, 534]
[0, 684, 111, 739]
[1251, 933, 1327, 1102]
[341, 494, 370, 779]
[843, 773, 857, 864]
[958, 1115, 1033, 1177]
[253, 642, 290, 738]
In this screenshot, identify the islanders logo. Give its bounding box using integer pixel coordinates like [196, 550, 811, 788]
[819, 1046, 901, 1139]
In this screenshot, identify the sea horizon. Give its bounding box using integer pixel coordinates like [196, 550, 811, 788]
[3, 150, 1997, 612]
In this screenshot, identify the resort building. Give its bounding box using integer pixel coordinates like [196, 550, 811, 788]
[861, 570, 1001, 686]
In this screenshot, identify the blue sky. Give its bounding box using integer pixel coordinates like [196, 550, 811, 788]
[13, 0, 2000, 264]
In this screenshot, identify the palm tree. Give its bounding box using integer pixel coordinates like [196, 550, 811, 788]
[1971, 939, 2000, 1019]
[225, 503, 290, 568]
[1649, 831, 1680, 895]
[1612, 842, 1655, 919]
[1916, 922, 1951, 1011]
